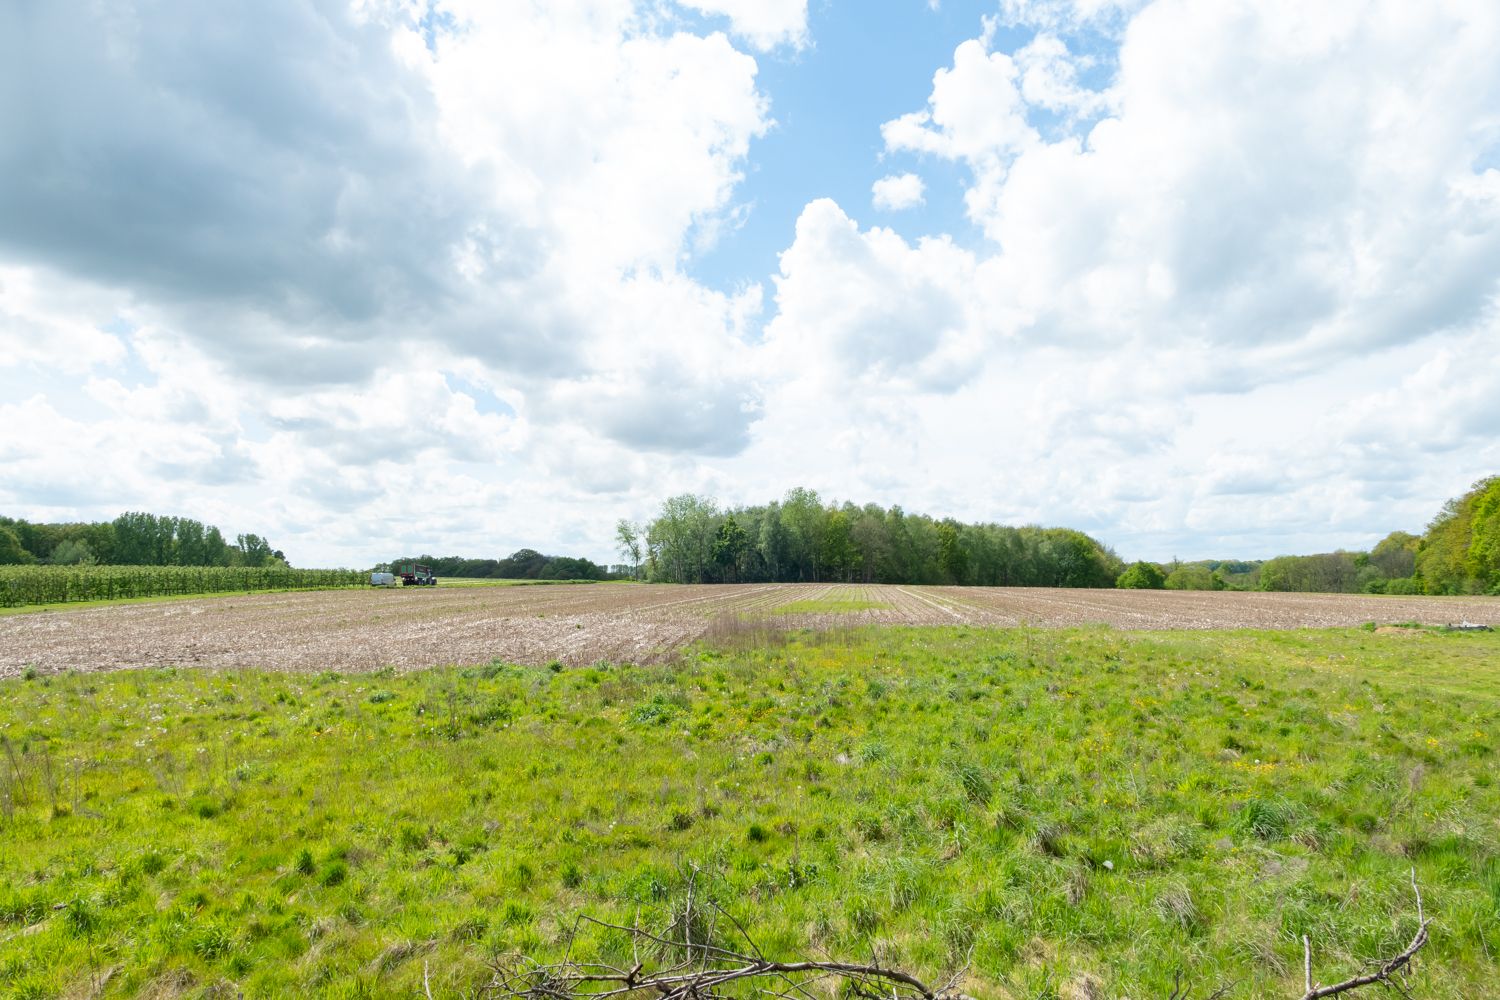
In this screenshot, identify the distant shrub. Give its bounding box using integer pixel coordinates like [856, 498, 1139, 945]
[1165, 565, 1222, 591]
[1384, 577, 1421, 595]
[1116, 562, 1166, 589]
[468, 698, 514, 728]
[628, 693, 684, 726]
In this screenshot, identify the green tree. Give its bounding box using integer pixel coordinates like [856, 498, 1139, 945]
[821, 509, 859, 582]
[50, 538, 96, 565]
[780, 487, 825, 582]
[937, 520, 968, 584]
[175, 518, 207, 566]
[1463, 477, 1500, 592]
[648, 494, 718, 583]
[712, 515, 749, 582]
[236, 533, 273, 568]
[615, 519, 644, 579]
[1165, 564, 1221, 591]
[1369, 530, 1419, 580]
[1415, 478, 1494, 593]
[204, 526, 229, 566]
[1116, 561, 1166, 589]
[0, 525, 33, 565]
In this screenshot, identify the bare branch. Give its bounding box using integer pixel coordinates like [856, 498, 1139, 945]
[481, 871, 1431, 1000]
[482, 899, 966, 1000]
[1297, 870, 1431, 1000]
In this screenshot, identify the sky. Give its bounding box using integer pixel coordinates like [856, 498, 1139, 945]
[2, 0, 1499, 568]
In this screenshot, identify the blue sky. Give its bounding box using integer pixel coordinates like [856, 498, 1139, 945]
[689, 0, 998, 288]
[2, 0, 1499, 566]
[687, 0, 1130, 292]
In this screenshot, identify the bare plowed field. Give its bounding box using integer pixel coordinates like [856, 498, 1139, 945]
[3, 583, 1497, 676]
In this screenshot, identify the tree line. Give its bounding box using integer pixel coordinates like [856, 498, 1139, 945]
[0, 512, 284, 568]
[617, 488, 1124, 587]
[379, 549, 615, 581]
[1119, 476, 1500, 595]
[621, 478, 1500, 595]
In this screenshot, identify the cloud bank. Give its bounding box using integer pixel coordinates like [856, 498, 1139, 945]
[2, 0, 1498, 565]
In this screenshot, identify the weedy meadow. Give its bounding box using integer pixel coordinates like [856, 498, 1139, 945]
[0, 626, 1496, 998]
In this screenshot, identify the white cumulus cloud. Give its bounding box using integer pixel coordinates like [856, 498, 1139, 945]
[871, 173, 927, 211]
[4, 0, 1500, 567]
[677, 0, 809, 50]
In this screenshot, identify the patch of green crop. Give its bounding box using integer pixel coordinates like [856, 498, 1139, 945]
[774, 599, 888, 614]
[0, 627, 1496, 998]
[773, 592, 890, 614]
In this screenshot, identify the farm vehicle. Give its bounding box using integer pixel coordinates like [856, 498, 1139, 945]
[371, 563, 438, 587]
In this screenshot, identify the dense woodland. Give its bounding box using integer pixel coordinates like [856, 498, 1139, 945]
[619, 488, 1124, 587]
[378, 550, 613, 581]
[0, 512, 284, 568]
[623, 477, 1500, 595]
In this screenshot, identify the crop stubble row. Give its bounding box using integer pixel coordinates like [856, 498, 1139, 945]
[2, 583, 1497, 677]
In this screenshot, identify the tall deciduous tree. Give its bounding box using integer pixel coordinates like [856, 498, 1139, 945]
[615, 519, 644, 579]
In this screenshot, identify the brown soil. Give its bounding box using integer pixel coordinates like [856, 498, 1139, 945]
[2, 583, 1497, 678]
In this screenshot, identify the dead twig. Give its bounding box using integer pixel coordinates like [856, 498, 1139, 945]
[482, 870, 1432, 1000]
[1297, 869, 1430, 1000]
[482, 873, 968, 1000]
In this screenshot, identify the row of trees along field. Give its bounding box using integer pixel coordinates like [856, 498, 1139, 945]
[0, 512, 345, 607]
[619, 489, 1124, 586]
[0, 566, 366, 608]
[1116, 475, 1500, 595]
[0, 512, 283, 568]
[378, 549, 614, 581]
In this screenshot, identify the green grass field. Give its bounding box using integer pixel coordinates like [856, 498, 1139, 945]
[1, 626, 1496, 999]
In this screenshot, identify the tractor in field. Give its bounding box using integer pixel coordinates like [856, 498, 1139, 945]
[396, 562, 438, 586]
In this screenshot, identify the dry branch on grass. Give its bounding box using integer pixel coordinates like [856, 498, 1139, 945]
[1295, 870, 1430, 1000]
[482, 870, 1431, 1000]
[483, 869, 970, 1000]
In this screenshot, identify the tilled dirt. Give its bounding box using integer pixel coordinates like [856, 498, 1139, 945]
[2, 583, 1497, 677]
